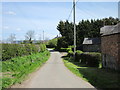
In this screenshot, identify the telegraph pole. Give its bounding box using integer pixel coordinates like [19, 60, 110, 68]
[73, 0, 76, 59]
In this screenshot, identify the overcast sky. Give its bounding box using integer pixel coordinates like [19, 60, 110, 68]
[1, 2, 118, 40]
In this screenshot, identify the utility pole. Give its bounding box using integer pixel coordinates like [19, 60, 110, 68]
[39, 33, 41, 42]
[73, 0, 76, 59]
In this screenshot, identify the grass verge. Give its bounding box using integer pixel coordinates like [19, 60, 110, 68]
[63, 56, 120, 89]
[2, 50, 50, 89]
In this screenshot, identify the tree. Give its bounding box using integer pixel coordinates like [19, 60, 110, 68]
[8, 33, 16, 43]
[47, 38, 58, 48]
[57, 17, 120, 49]
[25, 30, 35, 44]
[57, 20, 74, 48]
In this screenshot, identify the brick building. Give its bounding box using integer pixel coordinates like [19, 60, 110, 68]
[100, 23, 120, 70]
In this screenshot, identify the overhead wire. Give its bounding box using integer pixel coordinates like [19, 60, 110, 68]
[67, 0, 99, 21]
[67, 0, 79, 21]
[76, 5, 99, 19]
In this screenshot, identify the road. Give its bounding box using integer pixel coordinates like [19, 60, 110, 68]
[11, 49, 95, 88]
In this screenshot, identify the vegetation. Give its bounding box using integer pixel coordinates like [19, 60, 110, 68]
[40, 44, 46, 52]
[1, 43, 49, 89]
[25, 30, 35, 44]
[46, 38, 58, 48]
[2, 50, 50, 89]
[55, 47, 72, 52]
[2, 44, 46, 61]
[75, 52, 101, 67]
[63, 48, 101, 67]
[63, 57, 120, 89]
[57, 17, 119, 48]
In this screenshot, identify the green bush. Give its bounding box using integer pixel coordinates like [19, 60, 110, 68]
[76, 50, 83, 54]
[2, 44, 19, 60]
[68, 50, 74, 57]
[75, 50, 83, 62]
[56, 37, 69, 49]
[46, 38, 58, 48]
[80, 52, 101, 67]
[2, 51, 50, 88]
[40, 44, 46, 52]
[55, 47, 72, 52]
[2, 44, 46, 61]
[66, 48, 72, 52]
[16, 44, 26, 56]
[24, 44, 33, 55]
[67, 50, 101, 67]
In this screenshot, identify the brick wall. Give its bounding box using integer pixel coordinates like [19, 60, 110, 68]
[101, 33, 120, 70]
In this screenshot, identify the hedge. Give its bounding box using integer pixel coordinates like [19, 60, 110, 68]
[76, 52, 101, 67]
[55, 48, 72, 52]
[40, 44, 46, 52]
[2, 44, 46, 61]
[46, 38, 58, 48]
[68, 50, 74, 57]
[2, 51, 50, 88]
[67, 50, 101, 67]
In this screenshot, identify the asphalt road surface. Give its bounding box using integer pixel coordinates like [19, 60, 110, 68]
[11, 49, 95, 88]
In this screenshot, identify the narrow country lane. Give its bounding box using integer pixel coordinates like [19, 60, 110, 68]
[11, 49, 95, 88]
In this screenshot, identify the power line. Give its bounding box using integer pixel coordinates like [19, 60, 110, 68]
[67, 5, 74, 20]
[67, 0, 79, 21]
[76, 5, 98, 19]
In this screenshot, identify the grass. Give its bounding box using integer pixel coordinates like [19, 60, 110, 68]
[2, 50, 50, 89]
[63, 56, 120, 89]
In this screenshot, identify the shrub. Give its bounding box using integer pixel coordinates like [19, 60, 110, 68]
[46, 38, 58, 48]
[16, 44, 26, 56]
[66, 48, 72, 52]
[56, 48, 72, 52]
[40, 44, 46, 52]
[31, 44, 39, 54]
[2, 51, 50, 88]
[68, 45, 74, 48]
[2, 44, 18, 60]
[76, 50, 83, 54]
[80, 52, 101, 67]
[56, 37, 69, 49]
[2, 44, 46, 61]
[68, 50, 74, 57]
[24, 44, 33, 55]
[75, 50, 83, 62]
[67, 50, 101, 67]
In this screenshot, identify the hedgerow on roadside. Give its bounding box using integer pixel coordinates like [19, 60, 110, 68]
[67, 49, 101, 67]
[2, 50, 50, 89]
[2, 44, 46, 61]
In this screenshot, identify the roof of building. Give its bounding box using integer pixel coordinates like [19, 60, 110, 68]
[83, 38, 101, 45]
[100, 23, 120, 36]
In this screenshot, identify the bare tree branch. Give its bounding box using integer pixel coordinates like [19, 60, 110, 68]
[25, 30, 35, 43]
[8, 33, 16, 43]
